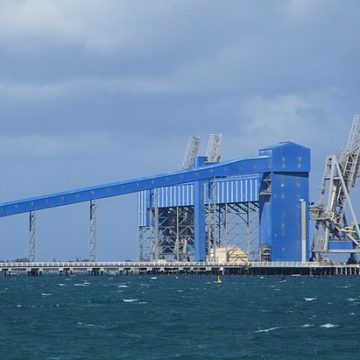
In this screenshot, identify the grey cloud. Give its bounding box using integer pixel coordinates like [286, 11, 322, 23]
[0, 0, 359, 260]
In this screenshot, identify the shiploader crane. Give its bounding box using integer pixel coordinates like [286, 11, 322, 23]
[312, 114, 360, 261]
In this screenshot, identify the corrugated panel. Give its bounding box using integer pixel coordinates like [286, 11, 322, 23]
[211, 176, 260, 204]
[137, 190, 150, 227]
[137, 176, 260, 223]
[153, 183, 195, 208]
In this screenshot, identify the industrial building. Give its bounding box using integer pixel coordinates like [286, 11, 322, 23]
[0, 139, 311, 263]
[137, 139, 310, 263]
[1, 115, 360, 268]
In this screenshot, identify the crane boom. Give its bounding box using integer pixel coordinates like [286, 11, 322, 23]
[340, 114, 360, 188]
[182, 136, 201, 169]
[206, 133, 222, 163]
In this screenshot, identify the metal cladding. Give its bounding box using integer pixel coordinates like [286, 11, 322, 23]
[258, 142, 311, 261]
[137, 175, 260, 226]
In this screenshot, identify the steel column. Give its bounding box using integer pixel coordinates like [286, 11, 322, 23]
[151, 189, 160, 261]
[176, 206, 180, 260]
[194, 156, 207, 261]
[90, 200, 97, 262]
[29, 211, 36, 262]
[300, 199, 307, 263]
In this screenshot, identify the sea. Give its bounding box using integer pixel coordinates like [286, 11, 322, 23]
[0, 274, 359, 360]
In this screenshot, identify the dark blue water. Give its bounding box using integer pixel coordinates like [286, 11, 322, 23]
[0, 275, 359, 359]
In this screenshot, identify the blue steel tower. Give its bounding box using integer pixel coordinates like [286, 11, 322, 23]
[138, 141, 310, 262]
[258, 142, 310, 261]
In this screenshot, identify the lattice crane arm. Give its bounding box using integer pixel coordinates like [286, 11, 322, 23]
[346, 114, 360, 152]
[205, 133, 222, 163]
[182, 136, 201, 169]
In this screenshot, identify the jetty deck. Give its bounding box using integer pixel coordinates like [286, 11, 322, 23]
[1, 261, 360, 276]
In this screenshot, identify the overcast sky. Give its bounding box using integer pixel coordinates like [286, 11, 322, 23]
[0, 0, 359, 261]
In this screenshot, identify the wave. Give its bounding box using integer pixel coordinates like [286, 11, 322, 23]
[320, 323, 338, 328]
[255, 327, 280, 333]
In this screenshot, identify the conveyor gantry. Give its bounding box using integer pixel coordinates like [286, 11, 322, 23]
[0, 141, 310, 262]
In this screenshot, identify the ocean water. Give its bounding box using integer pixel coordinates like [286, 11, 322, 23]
[0, 275, 359, 360]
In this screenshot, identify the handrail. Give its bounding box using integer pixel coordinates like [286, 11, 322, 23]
[0, 261, 358, 268]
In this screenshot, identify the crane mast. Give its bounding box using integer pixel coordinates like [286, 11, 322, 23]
[182, 136, 201, 170]
[206, 133, 222, 163]
[312, 114, 360, 261]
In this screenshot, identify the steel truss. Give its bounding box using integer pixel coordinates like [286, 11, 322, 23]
[138, 205, 195, 261]
[216, 202, 259, 260]
[138, 189, 259, 262]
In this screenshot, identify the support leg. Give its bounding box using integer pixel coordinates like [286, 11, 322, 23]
[29, 211, 36, 262]
[90, 200, 97, 262]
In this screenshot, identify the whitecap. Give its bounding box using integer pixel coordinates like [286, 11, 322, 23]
[255, 327, 280, 333]
[123, 298, 138, 303]
[77, 322, 95, 327]
[151, 277, 157, 280]
[347, 298, 356, 302]
[117, 284, 128, 288]
[321, 323, 338, 328]
[304, 298, 316, 302]
[57, 284, 66, 287]
[16, 304, 22, 308]
[74, 283, 86, 287]
[41, 293, 52, 296]
[302, 324, 314, 328]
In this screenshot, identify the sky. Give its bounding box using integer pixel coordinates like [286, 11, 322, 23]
[0, 0, 360, 261]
